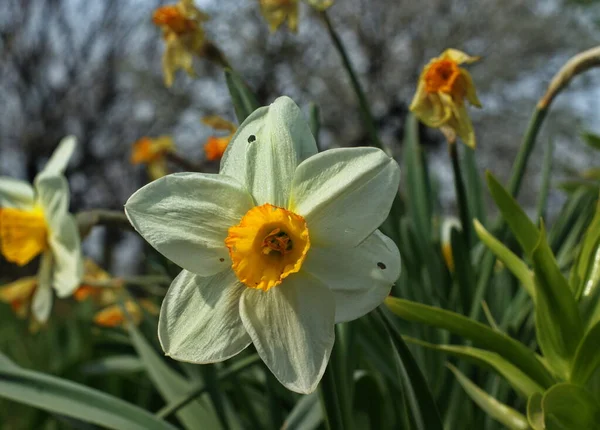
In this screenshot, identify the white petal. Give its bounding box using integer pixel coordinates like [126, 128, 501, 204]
[35, 176, 83, 296]
[37, 136, 77, 178]
[240, 272, 335, 394]
[220, 96, 318, 207]
[304, 230, 400, 323]
[289, 147, 400, 247]
[0, 177, 35, 209]
[125, 173, 254, 277]
[33, 252, 54, 323]
[158, 269, 251, 363]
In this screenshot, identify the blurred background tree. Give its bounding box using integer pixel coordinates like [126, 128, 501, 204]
[1, 0, 599, 277]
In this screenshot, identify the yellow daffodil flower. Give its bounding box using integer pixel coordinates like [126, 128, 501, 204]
[0, 277, 37, 319]
[410, 49, 482, 148]
[259, 0, 299, 32]
[0, 136, 83, 323]
[152, 0, 210, 87]
[131, 136, 175, 180]
[94, 299, 159, 328]
[306, 0, 334, 11]
[73, 259, 119, 305]
[440, 217, 461, 273]
[202, 115, 237, 161]
[126, 97, 401, 393]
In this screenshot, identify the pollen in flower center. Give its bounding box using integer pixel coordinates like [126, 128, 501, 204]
[225, 204, 310, 291]
[0, 207, 49, 267]
[424, 59, 462, 96]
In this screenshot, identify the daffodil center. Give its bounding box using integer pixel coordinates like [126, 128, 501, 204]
[424, 59, 463, 97]
[225, 204, 310, 291]
[0, 207, 49, 267]
[152, 6, 196, 35]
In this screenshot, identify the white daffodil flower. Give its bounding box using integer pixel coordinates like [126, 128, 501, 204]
[125, 97, 401, 393]
[0, 136, 84, 323]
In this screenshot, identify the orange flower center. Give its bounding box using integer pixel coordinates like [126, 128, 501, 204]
[424, 59, 464, 98]
[152, 6, 196, 34]
[225, 204, 310, 291]
[204, 136, 231, 161]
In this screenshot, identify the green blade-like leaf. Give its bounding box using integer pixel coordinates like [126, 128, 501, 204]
[474, 219, 535, 299]
[570, 320, 600, 385]
[581, 131, 600, 151]
[542, 383, 600, 430]
[572, 198, 600, 301]
[80, 355, 144, 375]
[486, 171, 540, 255]
[405, 336, 543, 397]
[127, 323, 223, 430]
[0, 352, 176, 430]
[282, 393, 322, 430]
[224, 68, 260, 123]
[535, 139, 554, 223]
[527, 392, 544, 430]
[461, 145, 487, 225]
[532, 225, 584, 379]
[385, 297, 555, 389]
[447, 364, 529, 430]
[377, 308, 444, 430]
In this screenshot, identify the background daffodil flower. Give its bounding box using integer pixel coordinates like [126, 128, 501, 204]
[0, 136, 84, 323]
[259, 0, 299, 32]
[410, 48, 482, 148]
[125, 96, 401, 394]
[202, 115, 237, 161]
[130, 136, 175, 180]
[152, 0, 210, 87]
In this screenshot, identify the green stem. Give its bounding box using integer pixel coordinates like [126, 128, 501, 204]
[319, 361, 345, 430]
[332, 324, 354, 430]
[321, 11, 383, 150]
[507, 107, 548, 199]
[449, 142, 472, 248]
[155, 354, 261, 419]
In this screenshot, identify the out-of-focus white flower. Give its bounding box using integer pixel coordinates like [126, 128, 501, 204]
[0, 136, 83, 323]
[125, 97, 401, 393]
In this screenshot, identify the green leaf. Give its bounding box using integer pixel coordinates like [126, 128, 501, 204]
[527, 392, 544, 430]
[581, 131, 600, 150]
[542, 383, 600, 430]
[308, 102, 321, 150]
[450, 226, 475, 313]
[127, 323, 223, 430]
[535, 139, 554, 223]
[224, 68, 260, 123]
[572, 198, 600, 301]
[447, 364, 530, 430]
[474, 220, 535, 299]
[404, 336, 543, 397]
[531, 224, 584, 379]
[283, 393, 322, 430]
[403, 113, 433, 246]
[384, 297, 555, 389]
[0, 351, 176, 430]
[377, 308, 444, 430]
[570, 320, 600, 385]
[486, 171, 540, 255]
[80, 355, 144, 375]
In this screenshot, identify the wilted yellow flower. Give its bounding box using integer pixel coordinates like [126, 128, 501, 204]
[306, 0, 334, 11]
[202, 115, 237, 161]
[94, 299, 158, 328]
[259, 0, 299, 32]
[152, 0, 210, 87]
[131, 136, 175, 180]
[0, 277, 38, 319]
[410, 49, 482, 148]
[73, 259, 119, 305]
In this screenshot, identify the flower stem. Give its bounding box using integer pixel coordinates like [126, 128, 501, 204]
[321, 11, 383, 150]
[319, 360, 345, 430]
[448, 142, 472, 248]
